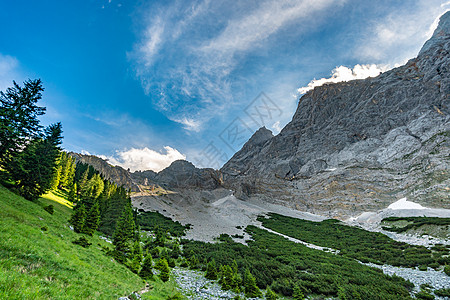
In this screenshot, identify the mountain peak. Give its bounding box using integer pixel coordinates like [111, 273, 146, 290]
[246, 126, 274, 147]
[419, 11, 450, 55]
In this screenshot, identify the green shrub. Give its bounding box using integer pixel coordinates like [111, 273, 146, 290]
[43, 204, 54, 214]
[41, 225, 48, 231]
[444, 265, 450, 276]
[72, 236, 92, 248]
[415, 290, 434, 300]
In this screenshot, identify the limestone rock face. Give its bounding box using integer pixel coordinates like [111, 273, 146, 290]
[70, 152, 140, 192]
[147, 160, 223, 190]
[221, 12, 450, 218]
[70, 153, 222, 192]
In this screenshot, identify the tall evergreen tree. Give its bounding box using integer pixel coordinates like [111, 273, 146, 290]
[265, 287, 277, 300]
[68, 183, 77, 203]
[7, 123, 62, 200]
[83, 200, 100, 236]
[243, 269, 262, 298]
[128, 240, 143, 273]
[292, 283, 305, 300]
[69, 202, 86, 233]
[205, 259, 218, 280]
[139, 253, 153, 279]
[112, 204, 136, 263]
[0, 79, 46, 165]
[158, 258, 170, 282]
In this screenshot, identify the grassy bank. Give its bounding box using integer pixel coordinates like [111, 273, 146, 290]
[0, 185, 181, 299]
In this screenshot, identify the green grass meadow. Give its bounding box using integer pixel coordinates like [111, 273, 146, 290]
[0, 185, 181, 299]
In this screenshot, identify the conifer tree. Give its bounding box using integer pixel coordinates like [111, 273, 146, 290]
[78, 168, 89, 196]
[265, 287, 277, 300]
[158, 258, 170, 282]
[0, 79, 46, 165]
[292, 283, 305, 300]
[70, 202, 86, 233]
[128, 240, 143, 273]
[112, 204, 136, 263]
[7, 123, 62, 200]
[139, 253, 153, 279]
[243, 268, 262, 298]
[83, 200, 100, 236]
[171, 241, 181, 259]
[68, 183, 77, 203]
[205, 259, 218, 280]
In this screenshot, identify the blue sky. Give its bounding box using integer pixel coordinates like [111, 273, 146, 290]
[0, 0, 448, 171]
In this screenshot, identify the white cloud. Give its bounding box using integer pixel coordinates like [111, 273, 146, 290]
[272, 121, 282, 133]
[356, 1, 450, 64]
[0, 54, 20, 91]
[102, 146, 186, 172]
[131, 0, 345, 132]
[298, 64, 389, 94]
[171, 117, 202, 132]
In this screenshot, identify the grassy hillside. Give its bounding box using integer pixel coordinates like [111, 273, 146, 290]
[0, 185, 181, 299]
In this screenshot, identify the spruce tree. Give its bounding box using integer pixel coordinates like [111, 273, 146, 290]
[243, 269, 262, 298]
[70, 203, 86, 233]
[139, 253, 153, 279]
[205, 259, 218, 280]
[128, 240, 143, 273]
[292, 283, 305, 300]
[0, 79, 46, 165]
[265, 287, 277, 300]
[83, 200, 100, 236]
[112, 204, 136, 263]
[7, 123, 62, 200]
[158, 258, 170, 282]
[68, 183, 77, 203]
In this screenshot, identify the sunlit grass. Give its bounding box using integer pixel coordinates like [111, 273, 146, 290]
[41, 189, 73, 209]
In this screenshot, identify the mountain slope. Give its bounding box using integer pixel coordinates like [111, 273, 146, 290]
[221, 12, 450, 218]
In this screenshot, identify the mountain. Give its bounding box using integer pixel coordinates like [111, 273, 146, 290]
[69, 152, 141, 192]
[69, 153, 222, 193]
[221, 11, 450, 218]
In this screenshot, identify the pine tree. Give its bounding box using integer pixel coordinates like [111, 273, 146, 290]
[83, 200, 100, 236]
[78, 168, 89, 197]
[220, 265, 234, 290]
[68, 183, 77, 203]
[158, 258, 170, 282]
[139, 253, 153, 279]
[171, 241, 181, 259]
[205, 259, 218, 280]
[243, 269, 262, 298]
[7, 123, 63, 200]
[70, 203, 86, 233]
[112, 204, 136, 263]
[128, 240, 143, 273]
[265, 287, 277, 300]
[0, 79, 46, 165]
[292, 283, 305, 300]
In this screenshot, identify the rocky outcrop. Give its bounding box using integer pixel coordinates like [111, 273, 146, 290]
[146, 160, 223, 190]
[70, 153, 222, 192]
[221, 12, 450, 218]
[69, 152, 140, 192]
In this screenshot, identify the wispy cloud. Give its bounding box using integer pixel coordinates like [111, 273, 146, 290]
[130, 0, 345, 132]
[100, 146, 186, 172]
[0, 53, 20, 91]
[298, 64, 389, 94]
[356, 0, 450, 64]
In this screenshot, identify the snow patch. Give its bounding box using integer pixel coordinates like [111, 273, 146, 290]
[388, 198, 427, 210]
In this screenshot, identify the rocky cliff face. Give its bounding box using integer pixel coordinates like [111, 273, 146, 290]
[70, 153, 222, 192]
[133, 160, 223, 190]
[221, 12, 450, 218]
[70, 152, 140, 192]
